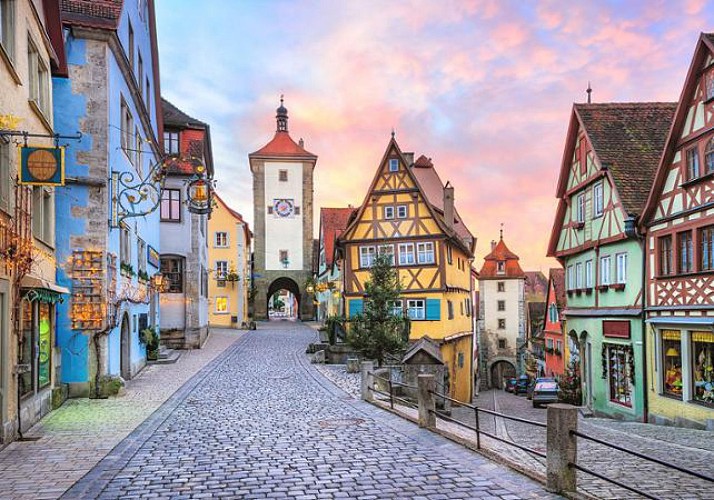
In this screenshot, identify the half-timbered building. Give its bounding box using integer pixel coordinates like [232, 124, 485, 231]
[543, 268, 567, 378]
[548, 102, 676, 421]
[640, 34, 714, 429]
[338, 137, 476, 403]
[315, 207, 355, 321]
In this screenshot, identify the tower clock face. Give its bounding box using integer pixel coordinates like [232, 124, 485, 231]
[273, 199, 294, 217]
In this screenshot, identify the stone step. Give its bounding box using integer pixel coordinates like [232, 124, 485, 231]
[149, 348, 181, 365]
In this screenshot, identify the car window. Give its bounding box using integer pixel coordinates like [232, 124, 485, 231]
[536, 382, 558, 391]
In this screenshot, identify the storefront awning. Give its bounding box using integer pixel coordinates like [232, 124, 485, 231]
[645, 316, 714, 328]
[20, 275, 70, 304]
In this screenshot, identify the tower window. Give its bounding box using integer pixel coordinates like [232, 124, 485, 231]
[389, 159, 398, 172]
[498, 319, 506, 330]
[497, 261, 505, 274]
[279, 169, 288, 182]
[497, 281, 505, 292]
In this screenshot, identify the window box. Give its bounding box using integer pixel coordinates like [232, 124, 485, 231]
[598, 285, 609, 292]
[137, 269, 149, 282]
[120, 262, 135, 277]
[584, 287, 593, 295]
[567, 290, 574, 297]
[575, 288, 582, 296]
[610, 283, 626, 291]
[573, 221, 584, 230]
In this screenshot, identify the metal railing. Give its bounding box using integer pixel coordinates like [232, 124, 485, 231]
[358, 362, 714, 499]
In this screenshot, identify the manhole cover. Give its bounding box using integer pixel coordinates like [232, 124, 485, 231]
[315, 418, 365, 429]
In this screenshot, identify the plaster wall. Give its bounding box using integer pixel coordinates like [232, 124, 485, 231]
[264, 161, 304, 271]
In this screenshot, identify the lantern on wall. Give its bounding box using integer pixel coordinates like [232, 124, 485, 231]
[186, 177, 212, 214]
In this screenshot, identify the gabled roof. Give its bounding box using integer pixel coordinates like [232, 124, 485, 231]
[320, 207, 356, 270]
[213, 193, 251, 244]
[479, 237, 525, 279]
[410, 155, 475, 251]
[402, 337, 444, 365]
[642, 33, 714, 226]
[340, 138, 475, 257]
[162, 98, 208, 129]
[548, 268, 566, 309]
[249, 131, 317, 159]
[573, 102, 676, 216]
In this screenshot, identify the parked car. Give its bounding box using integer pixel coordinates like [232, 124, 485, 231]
[505, 378, 517, 393]
[532, 380, 560, 408]
[515, 375, 530, 395]
[527, 377, 556, 400]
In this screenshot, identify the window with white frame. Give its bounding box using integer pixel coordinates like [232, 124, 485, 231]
[567, 265, 575, 290]
[397, 205, 408, 218]
[32, 186, 53, 245]
[407, 299, 425, 320]
[27, 37, 50, 117]
[497, 261, 505, 274]
[600, 255, 611, 285]
[384, 206, 394, 219]
[616, 253, 627, 284]
[121, 97, 135, 156]
[137, 238, 147, 274]
[377, 244, 394, 265]
[575, 262, 583, 289]
[164, 130, 179, 155]
[576, 192, 585, 223]
[687, 147, 701, 181]
[548, 303, 558, 323]
[585, 260, 593, 288]
[390, 299, 403, 317]
[160, 189, 181, 221]
[215, 261, 228, 280]
[0, 0, 15, 61]
[215, 232, 229, 247]
[593, 181, 604, 217]
[398, 243, 415, 265]
[359, 246, 376, 268]
[120, 224, 131, 266]
[416, 242, 434, 264]
[389, 159, 398, 172]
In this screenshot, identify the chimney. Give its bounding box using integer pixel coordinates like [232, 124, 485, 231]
[443, 181, 454, 230]
[298, 138, 305, 148]
[403, 152, 414, 165]
[491, 240, 497, 251]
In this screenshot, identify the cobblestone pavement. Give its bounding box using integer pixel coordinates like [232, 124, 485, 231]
[451, 390, 714, 499]
[0, 328, 244, 500]
[63, 322, 558, 499]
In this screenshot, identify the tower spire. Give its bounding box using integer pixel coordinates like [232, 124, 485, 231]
[276, 95, 288, 132]
[586, 82, 592, 104]
[500, 222, 504, 240]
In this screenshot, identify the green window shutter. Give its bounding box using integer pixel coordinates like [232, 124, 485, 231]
[426, 299, 441, 320]
[349, 299, 364, 318]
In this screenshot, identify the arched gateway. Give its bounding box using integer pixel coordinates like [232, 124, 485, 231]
[249, 98, 317, 321]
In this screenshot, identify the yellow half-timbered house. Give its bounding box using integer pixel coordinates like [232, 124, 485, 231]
[339, 137, 477, 402]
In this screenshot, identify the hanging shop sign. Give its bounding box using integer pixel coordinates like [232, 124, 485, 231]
[20, 146, 65, 186]
[186, 178, 212, 214]
[147, 245, 160, 268]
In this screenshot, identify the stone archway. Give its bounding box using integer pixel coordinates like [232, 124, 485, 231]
[120, 313, 131, 380]
[267, 277, 301, 320]
[489, 359, 516, 390]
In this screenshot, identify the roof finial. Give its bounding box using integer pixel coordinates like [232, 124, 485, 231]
[586, 82, 592, 104]
[391, 128, 395, 139]
[500, 222, 504, 240]
[276, 94, 288, 132]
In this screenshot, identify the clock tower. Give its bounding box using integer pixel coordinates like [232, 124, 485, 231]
[249, 99, 317, 320]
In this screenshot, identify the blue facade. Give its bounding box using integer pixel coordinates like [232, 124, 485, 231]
[53, 1, 161, 391]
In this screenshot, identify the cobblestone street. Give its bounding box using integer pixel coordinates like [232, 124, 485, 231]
[56, 322, 556, 499]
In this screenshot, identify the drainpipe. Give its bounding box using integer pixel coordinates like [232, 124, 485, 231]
[625, 215, 648, 423]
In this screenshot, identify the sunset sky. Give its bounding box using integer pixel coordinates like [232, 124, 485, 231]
[155, 0, 714, 272]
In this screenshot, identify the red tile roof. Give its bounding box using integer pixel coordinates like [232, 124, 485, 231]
[60, 0, 124, 28]
[320, 207, 356, 269]
[548, 268, 566, 309]
[249, 131, 316, 159]
[478, 238, 525, 279]
[409, 156, 475, 251]
[574, 102, 676, 215]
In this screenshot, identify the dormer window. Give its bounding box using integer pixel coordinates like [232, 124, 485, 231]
[497, 261, 505, 274]
[389, 159, 398, 172]
[164, 130, 179, 155]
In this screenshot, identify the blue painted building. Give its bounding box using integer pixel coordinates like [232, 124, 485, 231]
[52, 0, 163, 396]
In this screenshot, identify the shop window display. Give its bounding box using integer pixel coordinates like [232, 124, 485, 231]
[662, 330, 683, 398]
[607, 344, 633, 407]
[18, 299, 53, 398]
[692, 331, 714, 405]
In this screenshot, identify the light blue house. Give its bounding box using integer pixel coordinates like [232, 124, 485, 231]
[53, 0, 162, 396]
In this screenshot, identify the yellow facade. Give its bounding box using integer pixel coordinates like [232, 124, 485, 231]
[341, 139, 475, 403]
[208, 195, 250, 328]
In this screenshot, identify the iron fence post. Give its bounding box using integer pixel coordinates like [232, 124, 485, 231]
[389, 379, 394, 409]
[474, 406, 481, 449]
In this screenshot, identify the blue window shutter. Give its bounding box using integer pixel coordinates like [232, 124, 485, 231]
[349, 299, 364, 318]
[426, 299, 441, 320]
